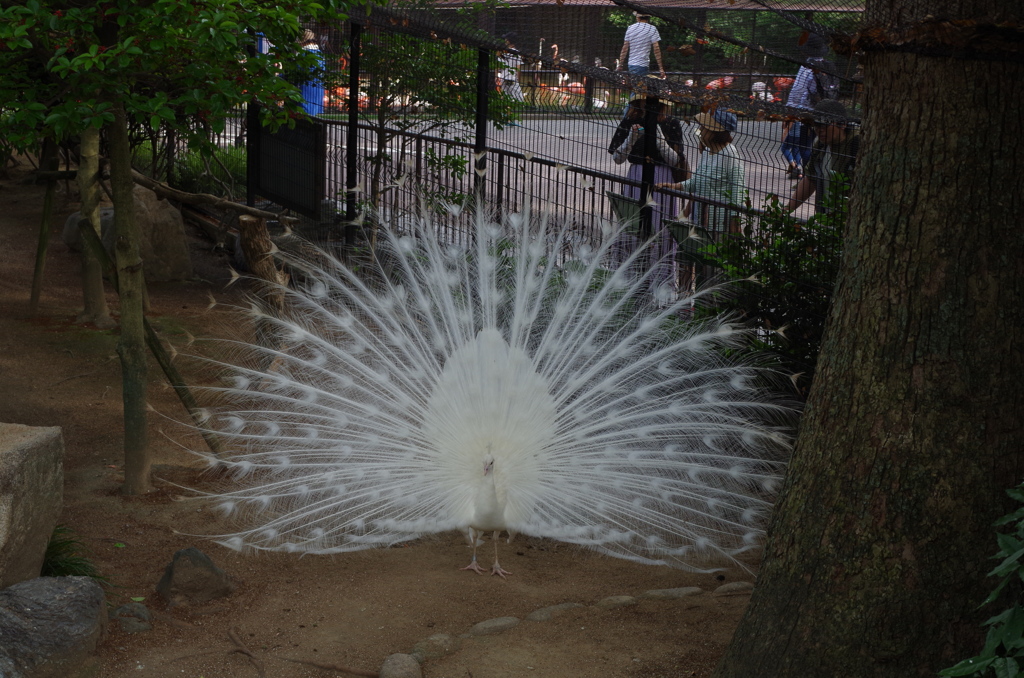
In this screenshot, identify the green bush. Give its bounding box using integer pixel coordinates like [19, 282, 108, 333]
[131, 140, 247, 199]
[173, 144, 246, 198]
[695, 190, 846, 397]
[939, 483, 1024, 678]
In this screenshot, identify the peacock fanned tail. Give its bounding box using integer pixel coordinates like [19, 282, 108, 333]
[188, 209, 794, 572]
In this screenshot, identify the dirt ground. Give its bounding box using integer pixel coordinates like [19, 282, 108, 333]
[0, 162, 754, 678]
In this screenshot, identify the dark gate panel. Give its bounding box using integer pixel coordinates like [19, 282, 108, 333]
[249, 107, 327, 220]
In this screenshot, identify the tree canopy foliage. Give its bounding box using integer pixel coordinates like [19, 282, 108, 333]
[0, 0, 362, 151]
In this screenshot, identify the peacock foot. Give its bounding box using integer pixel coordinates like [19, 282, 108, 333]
[490, 562, 511, 578]
[460, 560, 488, 575]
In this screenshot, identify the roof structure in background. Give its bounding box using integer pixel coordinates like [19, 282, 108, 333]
[350, 0, 867, 121]
[433, 0, 863, 11]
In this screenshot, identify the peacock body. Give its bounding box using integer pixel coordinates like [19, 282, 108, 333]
[193, 210, 793, 573]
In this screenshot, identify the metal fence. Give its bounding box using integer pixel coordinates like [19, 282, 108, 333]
[238, 5, 861, 242]
[147, 2, 860, 389]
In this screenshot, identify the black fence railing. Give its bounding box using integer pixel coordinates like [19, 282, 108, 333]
[140, 4, 858, 395]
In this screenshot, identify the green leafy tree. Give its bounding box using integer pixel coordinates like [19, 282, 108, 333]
[351, 2, 521, 210]
[0, 0, 362, 494]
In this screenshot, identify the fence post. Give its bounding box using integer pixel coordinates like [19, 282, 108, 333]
[639, 94, 659, 241]
[345, 21, 362, 244]
[474, 47, 490, 203]
[245, 105, 259, 209]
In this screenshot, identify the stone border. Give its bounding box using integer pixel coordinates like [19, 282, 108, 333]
[378, 581, 754, 678]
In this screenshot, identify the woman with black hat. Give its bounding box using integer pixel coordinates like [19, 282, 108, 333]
[607, 98, 687, 296]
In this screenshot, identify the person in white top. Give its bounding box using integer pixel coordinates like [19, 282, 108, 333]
[616, 13, 665, 79]
[496, 33, 525, 102]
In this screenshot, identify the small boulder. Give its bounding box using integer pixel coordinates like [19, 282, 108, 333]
[379, 653, 422, 678]
[467, 616, 520, 636]
[638, 586, 704, 600]
[111, 602, 152, 633]
[714, 581, 754, 596]
[410, 633, 461, 662]
[156, 548, 234, 606]
[0, 576, 107, 678]
[62, 186, 192, 282]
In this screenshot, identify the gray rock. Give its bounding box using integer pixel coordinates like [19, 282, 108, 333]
[714, 581, 754, 595]
[378, 653, 422, 678]
[467, 616, 520, 636]
[62, 208, 115, 255]
[594, 595, 637, 609]
[525, 602, 586, 622]
[133, 186, 192, 281]
[62, 186, 192, 282]
[111, 602, 151, 634]
[156, 548, 234, 605]
[638, 586, 704, 600]
[409, 633, 461, 662]
[0, 576, 107, 678]
[0, 423, 64, 589]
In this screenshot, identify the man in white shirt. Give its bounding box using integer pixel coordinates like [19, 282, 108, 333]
[616, 13, 665, 79]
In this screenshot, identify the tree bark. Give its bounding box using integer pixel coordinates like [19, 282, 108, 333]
[237, 215, 287, 355]
[108, 102, 152, 495]
[75, 127, 115, 328]
[713, 0, 1024, 676]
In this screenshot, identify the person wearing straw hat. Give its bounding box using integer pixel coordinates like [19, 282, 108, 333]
[786, 99, 860, 214]
[657, 109, 745, 235]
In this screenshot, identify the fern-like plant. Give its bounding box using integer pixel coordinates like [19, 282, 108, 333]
[40, 525, 107, 585]
[939, 483, 1024, 677]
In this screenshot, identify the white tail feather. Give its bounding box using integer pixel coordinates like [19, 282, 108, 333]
[188, 208, 794, 572]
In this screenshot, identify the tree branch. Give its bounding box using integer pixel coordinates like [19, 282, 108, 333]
[130, 169, 297, 224]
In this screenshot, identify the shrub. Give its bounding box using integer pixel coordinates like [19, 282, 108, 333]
[695, 190, 846, 398]
[173, 144, 247, 198]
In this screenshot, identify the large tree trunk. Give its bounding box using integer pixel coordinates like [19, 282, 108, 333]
[713, 0, 1024, 676]
[108, 102, 152, 495]
[75, 127, 115, 328]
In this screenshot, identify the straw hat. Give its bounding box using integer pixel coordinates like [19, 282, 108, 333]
[694, 109, 737, 132]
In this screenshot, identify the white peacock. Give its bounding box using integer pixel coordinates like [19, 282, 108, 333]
[190, 210, 793, 576]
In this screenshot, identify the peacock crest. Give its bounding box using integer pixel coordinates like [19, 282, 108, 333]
[189, 209, 794, 573]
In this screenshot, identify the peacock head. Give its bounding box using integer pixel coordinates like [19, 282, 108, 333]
[482, 454, 495, 476]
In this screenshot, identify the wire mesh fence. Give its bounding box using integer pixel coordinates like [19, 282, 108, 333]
[145, 0, 865, 391]
[253, 3, 863, 236]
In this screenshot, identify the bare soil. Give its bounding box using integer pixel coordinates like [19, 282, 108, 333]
[0, 163, 751, 678]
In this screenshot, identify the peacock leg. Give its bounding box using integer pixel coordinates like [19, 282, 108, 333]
[490, 530, 511, 578]
[460, 528, 488, 575]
